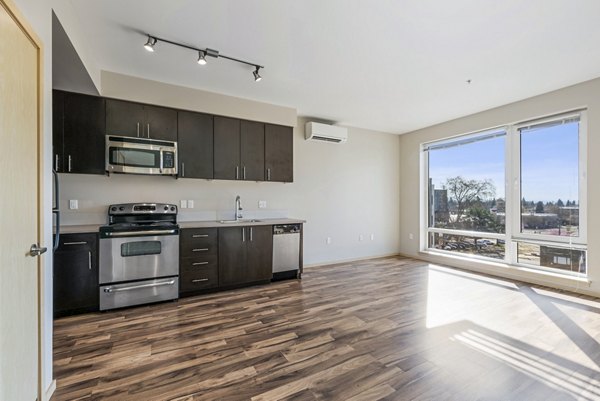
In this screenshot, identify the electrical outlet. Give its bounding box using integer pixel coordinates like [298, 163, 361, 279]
[69, 199, 78, 210]
[326, 237, 332, 245]
[180, 200, 187, 209]
[370, 234, 375, 241]
[258, 200, 267, 209]
[188, 200, 194, 208]
[359, 234, 364, 241]
[409, 233, 414, 240]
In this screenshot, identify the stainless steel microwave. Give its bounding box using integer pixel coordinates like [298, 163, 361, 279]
[105, 135, 178, 176]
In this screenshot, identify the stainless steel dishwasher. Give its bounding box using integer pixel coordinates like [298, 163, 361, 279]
[272, 224, 301, 280]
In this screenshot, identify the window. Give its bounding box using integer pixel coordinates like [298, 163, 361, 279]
[422, 111, 587, 276]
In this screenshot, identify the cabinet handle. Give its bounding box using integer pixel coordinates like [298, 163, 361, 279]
[242, 227, 245, 242]
[192, 234, 209, 238]
[243, 166, 246, 180]
[88, 251, 92, 270]
[250, 227, 253, 242]
[235, 166, 239, 180]
[267, 168, 271, 181]
[147, 123, 150, 139]
[137, 122, 140, 137]
[63, 241, 87, 246]
[192, 248, 209, 252]
[54, 154, 59, 171]
[68, 155, 72, 172]
[192, 261, 209, 266]
[192, 278, 209, 283]
[181, 162, 185, 177]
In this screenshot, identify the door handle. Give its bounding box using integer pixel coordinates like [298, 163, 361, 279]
[192, 261, 209, 266]
[29, 243, 47, 257]
[192, 278, 209, 283]
[235, 166, 239, 180]
[192, 248, 209, 252]
[147, 123, 150, 138]
[250, 227, 253, 242]
[63, 241, 87, 246]
[181, 162, 185, 177]
[68, 155, 72, 172]
[267, 168, 271, 181]
[103, 280, 175, 293]
[192, 234, 209, 238]
[137, 122, 140, 137]
[88, 251, 92, 270]
[243, 166, 246, 180]
[55, 154, 59, 171]
[242, 227, 245, 242]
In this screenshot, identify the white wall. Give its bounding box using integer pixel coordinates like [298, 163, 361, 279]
[60, 74, 401, 265]
[398, 77, 600, 297]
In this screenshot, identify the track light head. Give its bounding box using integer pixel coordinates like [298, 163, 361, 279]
[197, 51, 207, 65]
[144, 36, 157, 52]
[253, 66, 262, 82]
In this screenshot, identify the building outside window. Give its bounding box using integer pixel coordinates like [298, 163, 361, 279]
[422, 111, 587, 276]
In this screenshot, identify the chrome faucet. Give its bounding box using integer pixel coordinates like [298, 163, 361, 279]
[235, 195, 243, 221]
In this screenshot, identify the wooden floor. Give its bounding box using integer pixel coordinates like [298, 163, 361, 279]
[53, 256, 600, 400]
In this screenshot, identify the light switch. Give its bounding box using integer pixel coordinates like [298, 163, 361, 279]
[359, 234, 364, 241]
[188, 200, 194, 208]
[180, 200, 187, 209]
[326, 237, 332, 245]
[69, 199, 78, 210]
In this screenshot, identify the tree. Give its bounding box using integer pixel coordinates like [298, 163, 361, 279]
[557, 199, 564, 207]
[446, 176, 495, 225]
[465, 206, 503, 233]
[535, 201, 544, 213]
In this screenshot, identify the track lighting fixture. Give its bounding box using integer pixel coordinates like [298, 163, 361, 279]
[197, 51, 207, 65]
[143, 36, 157, 52]
[143, 34, 264, 81]
[253, 67, 262, 82]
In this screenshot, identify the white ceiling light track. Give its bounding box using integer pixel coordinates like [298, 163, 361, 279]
[143, 34, 263, 82]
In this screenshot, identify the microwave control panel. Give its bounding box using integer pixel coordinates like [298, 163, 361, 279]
[163, 152, 175, 169]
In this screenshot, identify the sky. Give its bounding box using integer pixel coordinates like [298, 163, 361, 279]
[429, 121, 579, 203]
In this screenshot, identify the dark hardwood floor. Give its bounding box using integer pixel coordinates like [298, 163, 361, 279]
[53, 256, 600, 400]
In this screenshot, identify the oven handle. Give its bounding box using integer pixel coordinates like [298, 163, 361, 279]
[104, 229, 177, 237]
[103, 280, 175, 293]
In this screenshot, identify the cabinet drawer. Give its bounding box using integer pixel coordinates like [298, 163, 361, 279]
[180, 228, 217, 253]
[181, 241, 218, 257]
[180, 265, 218, 291]
[180, 255, 218, 272]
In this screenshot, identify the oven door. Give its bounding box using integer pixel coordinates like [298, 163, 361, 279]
[99, 234, 179, 284]
[105, 135, 177, 175]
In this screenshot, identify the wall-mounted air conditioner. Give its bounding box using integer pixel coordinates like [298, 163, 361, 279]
[305, 122, 348, 143]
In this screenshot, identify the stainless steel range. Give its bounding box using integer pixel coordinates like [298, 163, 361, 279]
[99, 203, 179, 310]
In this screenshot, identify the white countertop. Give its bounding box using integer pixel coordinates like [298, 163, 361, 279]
[59, 218, 305, 234]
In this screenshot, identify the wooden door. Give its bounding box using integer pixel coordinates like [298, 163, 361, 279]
[144, 105, 177, 141]
[178, 111, 213, 178]
[0, 1, 42, 399]
[246, 225, 273, 282]
[53, 234, 99, 317]
[105, 99, 145, 137]
[213, 116, 241, 180]
[265, 124, 294, 182]
[240, 120, 265, 181]
[63, 92, 105, 174]
[218, 227, 247, 286]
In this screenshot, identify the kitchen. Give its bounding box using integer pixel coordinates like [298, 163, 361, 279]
[4, 1, 600, 400]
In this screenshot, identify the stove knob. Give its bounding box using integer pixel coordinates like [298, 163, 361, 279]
[164, 206, 169, 211]
[110, 206, 117, 212]
[170, 206, 176, 211]
[119, 206, 124, 211]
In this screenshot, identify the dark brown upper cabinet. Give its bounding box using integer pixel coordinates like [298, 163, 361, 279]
[53, 90, 105, 175]
[178, 111, 214, 179]
[214, 116, 267, 181]
[105, 99, 177, 141]
[240, 120, 265, 181]
[265, 124, 293, 182]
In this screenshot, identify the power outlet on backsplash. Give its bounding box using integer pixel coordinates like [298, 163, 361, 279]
[258, 200, 267, 209]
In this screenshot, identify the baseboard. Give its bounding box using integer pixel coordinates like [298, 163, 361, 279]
[304, 253, 401, 269]
[42, 379, 56, 401]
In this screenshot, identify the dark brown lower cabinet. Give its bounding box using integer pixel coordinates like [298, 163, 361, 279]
[179, 228, 219, 295]
[53, 233, 99, 317]
[219, 226, 273, 287]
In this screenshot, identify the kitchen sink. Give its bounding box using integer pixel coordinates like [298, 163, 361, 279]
[218, 219, 262, 224]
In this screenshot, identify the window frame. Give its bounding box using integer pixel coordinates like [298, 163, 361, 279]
[421, 110, 588, 276]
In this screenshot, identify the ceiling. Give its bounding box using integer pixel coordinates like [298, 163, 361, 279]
[66, 0, 600, 134]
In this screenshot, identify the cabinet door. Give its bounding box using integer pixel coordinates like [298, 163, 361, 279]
[246, 225, 273, 282]
[240, 120, 265, 181]
[106, 99, 145, 137]
[52, 90, 64, 172]
[218, 227, 247, 286]
[214, 116, 241, 180]
[178, 111, 213, 179]
[53, 233, 99, 317]
[144, 105, 177, 141]
[63, 92, 106, 175]
[265, 124, 293, 182]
